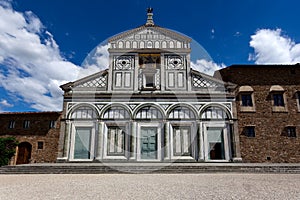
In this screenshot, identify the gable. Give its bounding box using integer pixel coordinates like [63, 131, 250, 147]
[108, 25, 191, 50]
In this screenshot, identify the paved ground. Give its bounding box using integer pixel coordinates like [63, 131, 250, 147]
[0, 174, 299, 199]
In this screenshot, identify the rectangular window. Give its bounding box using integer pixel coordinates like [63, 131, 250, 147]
[173, 126, 191, 156]
[144, 73, 155, 88]
[37, 141, 44, 150]
[124, 72, 131, 88]
[168, 73, 175, 87]
[287, 127, 296, 138]
[245, 126, 255, 137]
[8, 120, 15, 129]
[177, 72, 184, 88]
[23, 120, 30, 129]
[241, 94, 253, 107]
[273, 93, 285, 106]
[115, 73, 122, 87]
[107, 127, 125, 155]
[49, 120, 56, 128]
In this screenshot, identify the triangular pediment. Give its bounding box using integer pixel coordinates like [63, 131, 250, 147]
[108, 25, 191, 49]
[60, 70, 108, 92]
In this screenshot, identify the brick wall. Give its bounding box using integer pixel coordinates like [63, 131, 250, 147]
[216, 64, 300, 163]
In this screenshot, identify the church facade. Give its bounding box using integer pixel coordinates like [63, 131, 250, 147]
[56, 10, 242, 163]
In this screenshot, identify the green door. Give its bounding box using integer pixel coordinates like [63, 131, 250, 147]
[141, 127, 157, 159]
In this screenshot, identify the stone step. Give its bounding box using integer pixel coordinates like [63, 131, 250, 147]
[1, 163, 300, 174]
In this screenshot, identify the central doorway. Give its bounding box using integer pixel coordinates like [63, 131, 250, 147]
[141, 127, 158, 159]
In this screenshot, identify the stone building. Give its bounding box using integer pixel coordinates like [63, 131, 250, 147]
[215, 64, 300, 162]
[56, 9, 241, 163]
[0, 112, 61, 165]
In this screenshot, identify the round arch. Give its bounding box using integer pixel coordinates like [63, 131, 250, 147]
[199, 103, 232, 120]
[67, 103, 100, 119]
[100, 103, 132, 120]
[133, 103, 165, 120]
[166, 103, 198, 120]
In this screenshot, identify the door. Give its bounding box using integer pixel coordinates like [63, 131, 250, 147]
[141, 127, 157, 159]
[16, 142, 32, 165]
[206, 127, 226, 160]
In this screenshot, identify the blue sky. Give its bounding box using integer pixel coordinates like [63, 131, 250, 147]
[1, 0, 300, 112]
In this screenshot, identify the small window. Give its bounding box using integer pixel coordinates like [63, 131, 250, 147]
[37, 141, 44, 150]
[273, 93, 285, 106]
[241, 94, 253, 107]
[245, 126, 255, 137]
[23, 120, 30, 129]
[8, 120, 15, 129]
[145, 74, 155, 88]
[49, 120, 56, 128]
[287, 127, 296, 138]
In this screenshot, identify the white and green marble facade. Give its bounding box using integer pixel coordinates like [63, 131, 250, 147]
[57, 10, 242, 163]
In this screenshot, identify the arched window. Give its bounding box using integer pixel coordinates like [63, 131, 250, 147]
[132, 41, 137, 48]
[169, 41, 174, 48]
[155, 41, 160, 48]
[118, 41, 123, 48]
[70, 106, 98, 119]
[168, 106, 196, 120]
[201, 106, 229, 120]
[125, 41, 131, 48]
[103, 106, 130, 120]
[140, 41, 145, 48]
[162, 41, 167, 48]
[135, 106, 163, 120]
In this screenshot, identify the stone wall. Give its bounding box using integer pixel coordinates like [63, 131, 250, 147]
[0, 112, 61, 164]
[216, 64, 300, 162]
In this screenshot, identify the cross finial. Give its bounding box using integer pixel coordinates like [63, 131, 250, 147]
[145, 7, 154, 26]
[147, 7, 153, 13]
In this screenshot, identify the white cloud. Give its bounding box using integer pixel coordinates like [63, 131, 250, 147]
[191, 59, 225, 76]
[249, 29, 300, 64]
[80, 44, 109, 78]
[0, 99, 13, 107]
[0, 2, 107, 111]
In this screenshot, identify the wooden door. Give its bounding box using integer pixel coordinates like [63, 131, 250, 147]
[16, 142, 32, 165]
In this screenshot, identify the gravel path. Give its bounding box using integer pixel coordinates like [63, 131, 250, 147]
[0, 174, 299, 199]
